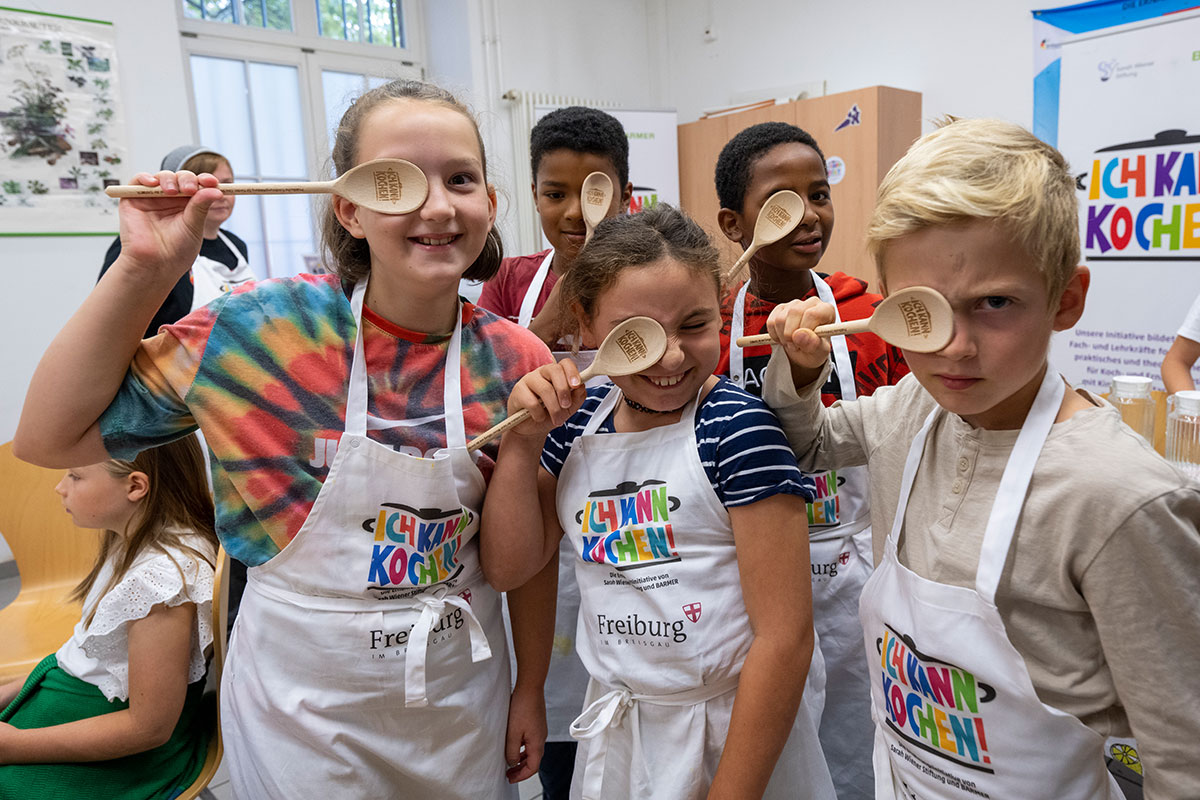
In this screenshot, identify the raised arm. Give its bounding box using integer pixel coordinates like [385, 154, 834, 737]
[1162, 334, 1200, 394]
[707, 493, 814, 800]
[480, 360, 585, 590]
[13, 172, 221, 468]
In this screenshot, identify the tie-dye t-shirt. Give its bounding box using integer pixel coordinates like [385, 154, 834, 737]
[98, 273, 552, 567]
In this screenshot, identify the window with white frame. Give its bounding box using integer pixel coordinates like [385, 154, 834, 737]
[179, 0, 420, 278]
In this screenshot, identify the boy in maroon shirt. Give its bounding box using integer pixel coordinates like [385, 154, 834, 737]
[478, 106, 631, 348]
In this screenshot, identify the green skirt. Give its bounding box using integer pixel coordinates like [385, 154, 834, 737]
[0, 654, 210, 800]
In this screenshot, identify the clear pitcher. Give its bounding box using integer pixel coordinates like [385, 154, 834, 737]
[1165, 390, 1200, 483]
[1109, 376, 1155, 443]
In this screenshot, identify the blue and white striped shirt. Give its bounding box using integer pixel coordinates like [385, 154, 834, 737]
[541, 378, 816, 507]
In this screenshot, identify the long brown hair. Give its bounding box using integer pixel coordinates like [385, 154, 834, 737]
[70, 436, 217, 627]
[320, 79, 503, 285]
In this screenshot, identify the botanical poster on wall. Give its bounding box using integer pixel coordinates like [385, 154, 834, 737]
[0, 6, 126, 234]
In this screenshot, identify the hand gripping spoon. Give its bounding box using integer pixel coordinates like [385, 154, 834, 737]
[467, 316, 668, 452]
[725, 189, 807, 281]
[735, 286, 954, 353]
[581, 171, 615, 244]
[105, 158, 429, 215]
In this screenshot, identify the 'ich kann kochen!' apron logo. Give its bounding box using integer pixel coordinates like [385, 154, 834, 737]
[361, 502, 472, 590]
[877, 625, 997, 774]
[574, 480, 682, 571]
[1078, 129, 1200, 262]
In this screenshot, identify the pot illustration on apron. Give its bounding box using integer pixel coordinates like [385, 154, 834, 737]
[220, 280, 514, 799]
[190, 231, 255, 310]
[859, 367, 1124, 800]
[557, 385, 834, 800]
[730, 272, 876, 796]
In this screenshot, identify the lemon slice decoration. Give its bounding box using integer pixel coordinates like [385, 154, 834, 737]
[1109, 742, 1142, 776]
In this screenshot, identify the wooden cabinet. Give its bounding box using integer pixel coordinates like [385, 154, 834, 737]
[677, 86, 921, 290]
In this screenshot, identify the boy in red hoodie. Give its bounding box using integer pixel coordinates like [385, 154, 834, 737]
[714, 122, 907, 800]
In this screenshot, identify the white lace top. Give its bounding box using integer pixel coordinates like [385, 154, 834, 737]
[55, 534, 215, 702]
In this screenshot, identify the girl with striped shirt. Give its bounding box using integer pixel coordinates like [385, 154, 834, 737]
[481, 205, 836, 800]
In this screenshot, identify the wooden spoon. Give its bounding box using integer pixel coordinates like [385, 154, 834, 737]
[736, 286, 954, 353]
[725, 190, 807, 281]
[467, 316, 667, 452]
[582, 171, 614, 244]
[105, 157, 429, 215]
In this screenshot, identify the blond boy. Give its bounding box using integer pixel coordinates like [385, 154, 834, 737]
[761, 119, 1200, 799]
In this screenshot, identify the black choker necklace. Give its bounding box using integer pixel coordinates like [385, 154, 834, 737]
[623, 396, 685, 415]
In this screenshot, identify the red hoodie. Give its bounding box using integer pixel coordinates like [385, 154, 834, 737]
[717, 271, 909, 403]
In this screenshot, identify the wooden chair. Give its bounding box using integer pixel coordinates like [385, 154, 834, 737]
[174, 545, 230, 800]
[0, 441, 99, 684]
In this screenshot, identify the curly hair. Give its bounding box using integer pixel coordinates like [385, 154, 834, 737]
[715, 122, 825, 212]
[558, 204, 721, 339]
[531, 106, 629, 187]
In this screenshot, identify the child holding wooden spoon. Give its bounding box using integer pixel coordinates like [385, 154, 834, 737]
[761, 118, 1200, 799]
[481, 205, 836, 800]
[15, 79, 554, 798]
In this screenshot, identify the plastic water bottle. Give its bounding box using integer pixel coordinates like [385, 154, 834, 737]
[1109, 376, 1155, 443]
[1165, 390, 1200, 482]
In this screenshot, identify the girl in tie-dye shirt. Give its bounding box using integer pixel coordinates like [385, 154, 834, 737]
[17, 80, 553, 797]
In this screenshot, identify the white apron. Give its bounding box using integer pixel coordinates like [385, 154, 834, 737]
[730, 274, 875, 797]
[220, 281, 514, 799]
[514, 248, 592, 740]
[190, 231, 255, 310]
[860, 367, 1124, 800]
[558, 385, 833, 800]
[520, 248, 601, 383]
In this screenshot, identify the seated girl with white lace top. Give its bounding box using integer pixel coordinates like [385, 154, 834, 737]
[0, 435, 217, 800]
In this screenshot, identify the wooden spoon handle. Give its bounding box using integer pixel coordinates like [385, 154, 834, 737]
[467, 363, 599, 453]
[735, 317, 871, 347]
[105, 181, 333, 199]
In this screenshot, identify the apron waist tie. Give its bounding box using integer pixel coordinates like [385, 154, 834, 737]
[405, 586, 492, 708]
[569, 673, 740, 800]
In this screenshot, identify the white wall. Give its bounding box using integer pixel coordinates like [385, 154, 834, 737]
[0, 0, 193, 445]
[660, 0, 1040, 130]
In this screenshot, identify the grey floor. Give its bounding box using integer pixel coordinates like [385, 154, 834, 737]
[0, 569, 543, 800]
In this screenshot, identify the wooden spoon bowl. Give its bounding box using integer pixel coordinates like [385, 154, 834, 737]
[467, 316, 667, 451]
[725, 189, 807, 281]
[106, 157, 429, 215]
[736, 286, 954, 353]
[582, 171, 615, 244]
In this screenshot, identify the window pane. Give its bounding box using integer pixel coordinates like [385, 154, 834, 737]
[317, 0, 403, 47]
[248, 62, 307, 178]
[262, 194, 318, 278]
[368, 0, 395, 46]
[322, 70, 366, 152]
[181, 0, 292, 30]
[224, 193, 268, 280]
[190, 55, 257, 175]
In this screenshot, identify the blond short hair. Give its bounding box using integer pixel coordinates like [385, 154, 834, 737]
[867, 118, 1079, 300]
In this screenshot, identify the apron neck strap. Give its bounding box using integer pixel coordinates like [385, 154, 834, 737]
[214, 230, 248, 269]
[887, 366, 1066, 604]
[729, 272, 855, 401]
[974, 366, 1064, 601]
[517, 249, 555, 329]
[345, 279, 468, 447]
[811, 272, 856, 402]
[580, 383, 704, 436]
